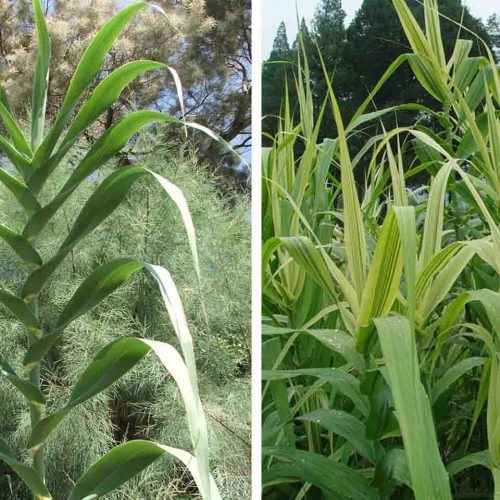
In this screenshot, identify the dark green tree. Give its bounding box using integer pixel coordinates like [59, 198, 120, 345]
[346, 0, 423, 115]
[487, 14, 500, 58]
[310, 0, 349, 137]
[262, 0, 495, 143]
[262, 21, 295, 142]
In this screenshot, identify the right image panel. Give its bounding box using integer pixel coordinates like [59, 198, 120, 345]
[261, 0, 500, 498]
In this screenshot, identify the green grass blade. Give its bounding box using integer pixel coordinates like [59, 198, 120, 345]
[419, 162, 453, 270]
[0, 167, 40, 213]
[319, 52, 366, 299]
[60, 60, 165, 153]
[0, 84, 11, 113]
[423, 0, 446, 68]
[0, 288, 41, 335]
[374, 315, 452, 499]
[357, 208, 403, 337]
[68, 441, 221, 500]
[27, 109, 179, 197]
[27, 337, 151, 455]
[431, 357, 486, 404]
[300, 409, 380, 461]
[262, 368, 369, 417]
[263, 447, 379, 499]
[143, 338, 216, 499]
[32, 2, 150, 167]
[0, 135, 31, 178]
[0, 355, 45, 410]
[446, 451, 490, 477]
[0, 224, 42, 267]
[0, 439, 51, 499]
[56, 258, 144, 331]
[0, 102, 32, 158]
[31, 0, 51, 150]
[68, 440, 164, 500]
[22, 167, 149, 299]
[24, 258, 144, 366]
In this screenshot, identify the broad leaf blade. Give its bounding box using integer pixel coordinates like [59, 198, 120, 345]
[68, 440, 221, 500]
[0, 288, 41, 334]
[56, 258, 144, 331]
[0, 439, 51, 499]
[262, 447, 378, 499]
[300, 408, 379, 461]
[26, 111, 179, 232]
[0, 224, 42, 267]
[31, 2, 151, 170]
[0, 167, 41, 212]
[31, 0, 51, 150]
[0, 355, 45, 410]
[374, 315, 452, 499]
[24, 258, 144, 366]
[22, 167, 149, 299]
[0, 102, 32, 158]
[27, 337, 151, 454]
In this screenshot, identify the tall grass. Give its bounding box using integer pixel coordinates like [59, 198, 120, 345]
[262, 0, 500, 498]
[0, 1, 236, 498]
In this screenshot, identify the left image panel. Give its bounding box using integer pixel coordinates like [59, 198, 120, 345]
[0, 1, 251, 498]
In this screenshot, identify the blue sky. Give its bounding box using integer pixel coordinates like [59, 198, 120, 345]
[262, 0, 500, 59]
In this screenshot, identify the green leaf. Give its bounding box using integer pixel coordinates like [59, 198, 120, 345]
[374, 315, 452, 499]
[68, 440, 163, 500]
[27, 109, 178, 204]
[262, 337, 295, 447]
[0, 355, 45, 410]
[61, 60, 165, 152]
[68, 440, 221, 500]
[262, 447, 378, 499]
[431, 357, 486, 404]
[271, 236, 357, 314]
[0, 84, 11, 113]
[0, 288, 41, 335]
[302, 329, 365, 372]
[28, 330, 220, 500]
[358, 208, 403, 330]
[321, 54, 366, 299]
[24, 258, 144, 367]
[0, 167, 41, 213]
[0, 223, 42, 267]
[0, 102, 32, 158]
[262, 368, 369, 417]
[446, 450, 490, 477]
[27, 337, 151, 454]
[31, 2, 150, 170]
[57, 258, 144, 331]
[31, 0, 51, 150]
[142, 338, 215, 499]
[22, 167, 149, 299]
[0, 439, 51, 499]
[300, 408, 380, 461]
[373, 448, 412, 492]
[0, 135, 31, 177]
[419, 162, 453, 270]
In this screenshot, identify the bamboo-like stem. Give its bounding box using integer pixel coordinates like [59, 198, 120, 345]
[28, 298, 45, 487]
